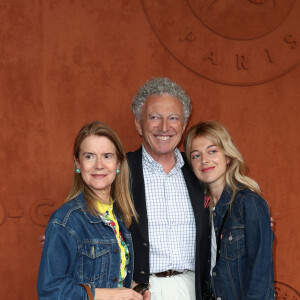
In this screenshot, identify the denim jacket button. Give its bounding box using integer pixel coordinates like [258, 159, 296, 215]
[140, 270, 145, 274]
[113, 277, 117, 282]
[217, 297, 221, 300]
[143, 243, 147, 247]
[212, 272, 216, 277]
[114, 248, 118, 253]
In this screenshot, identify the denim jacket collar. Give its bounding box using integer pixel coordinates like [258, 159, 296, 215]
[214, 186, 233, 219]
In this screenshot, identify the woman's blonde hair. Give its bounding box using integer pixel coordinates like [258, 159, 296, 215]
[65, 121, 137, 227]
[184, 121, 261, 209]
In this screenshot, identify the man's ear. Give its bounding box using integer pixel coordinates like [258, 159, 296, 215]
[134, 118, 143, 136]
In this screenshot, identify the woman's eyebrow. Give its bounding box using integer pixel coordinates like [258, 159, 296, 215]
[190, 144, 216, 153]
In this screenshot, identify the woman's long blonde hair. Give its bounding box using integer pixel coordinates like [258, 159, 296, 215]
[184, 121, 261, 209]
[65, 121, 137, 228]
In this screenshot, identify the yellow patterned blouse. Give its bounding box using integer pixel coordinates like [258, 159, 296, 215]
[95, 199, 129, 287]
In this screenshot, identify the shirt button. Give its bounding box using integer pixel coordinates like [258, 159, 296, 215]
[113, 277, 117, 282]
[212, 272, 216, 277]
[114, 248, 118, 253]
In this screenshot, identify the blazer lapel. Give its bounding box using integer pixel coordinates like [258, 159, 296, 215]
[181, 156, 205, 228]
[127, 147, 149, 242]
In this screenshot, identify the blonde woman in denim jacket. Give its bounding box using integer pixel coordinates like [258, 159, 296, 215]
[184, 121, 275, 300]
[37, 121, 150, 300]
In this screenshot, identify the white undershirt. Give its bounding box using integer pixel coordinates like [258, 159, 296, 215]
[210, 207, 217, 276]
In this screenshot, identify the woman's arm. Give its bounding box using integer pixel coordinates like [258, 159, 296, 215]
[38, 223, 147, 300]
[94, 287, 144, 300]
[243, 194, 274, 300]
[37, 223, 88, 299]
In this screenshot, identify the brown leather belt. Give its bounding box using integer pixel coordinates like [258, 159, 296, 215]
[153, 270, 183, 277]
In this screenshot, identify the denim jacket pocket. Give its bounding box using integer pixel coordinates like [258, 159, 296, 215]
[80, 241, 109, 282]
[220, 228, 245, 260]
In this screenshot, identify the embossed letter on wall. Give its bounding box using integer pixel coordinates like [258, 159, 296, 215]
[141, 0, 300, 86]
[0, 200, 55, 227]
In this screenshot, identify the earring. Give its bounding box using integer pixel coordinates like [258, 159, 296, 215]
[76, 168, 81, 174]
[116, 169, 120, 174]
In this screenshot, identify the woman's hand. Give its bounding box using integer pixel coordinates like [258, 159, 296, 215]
[131, 281, 151, 300]
[94, 287, 143, 300]
[142, 289, 151, 300]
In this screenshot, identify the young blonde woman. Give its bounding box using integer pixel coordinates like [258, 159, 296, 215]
[184, 121, 275, 300]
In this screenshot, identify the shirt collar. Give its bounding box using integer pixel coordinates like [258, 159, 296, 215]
[142, 144, 184, 174]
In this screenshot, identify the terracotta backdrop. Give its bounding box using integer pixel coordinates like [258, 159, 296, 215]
[0, 0, 299, 299]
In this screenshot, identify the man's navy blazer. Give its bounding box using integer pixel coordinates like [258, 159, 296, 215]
[127, 147, 210, 300]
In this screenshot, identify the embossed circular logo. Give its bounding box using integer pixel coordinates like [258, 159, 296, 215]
[274, 281, 300, 299]
[186, 0, 295, 40]
[141, 0, 300, 85]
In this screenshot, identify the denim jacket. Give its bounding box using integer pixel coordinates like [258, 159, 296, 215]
[210, 187, 275, 300]
[37, 192, 134, 300]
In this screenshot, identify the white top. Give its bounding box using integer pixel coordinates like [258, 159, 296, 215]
[210, 207, 217, 275]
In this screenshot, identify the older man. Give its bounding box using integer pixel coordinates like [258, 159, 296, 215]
[127, 78, 210, 300]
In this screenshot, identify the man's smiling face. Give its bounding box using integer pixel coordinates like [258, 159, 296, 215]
[135, 93, 187, 161]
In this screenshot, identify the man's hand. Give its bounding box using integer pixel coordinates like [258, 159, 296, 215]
[38, 235, 45, 249]
[270, 217, 275, 230]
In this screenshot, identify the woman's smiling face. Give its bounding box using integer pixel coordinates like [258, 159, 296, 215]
[75, 135, 119, 201]
[190, 135, 229, 190]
